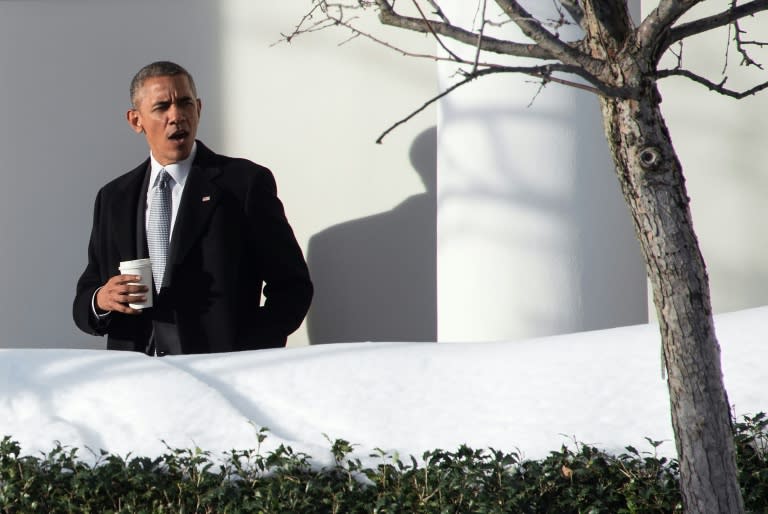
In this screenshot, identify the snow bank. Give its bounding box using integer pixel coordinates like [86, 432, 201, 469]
[1, 307, 765, 464]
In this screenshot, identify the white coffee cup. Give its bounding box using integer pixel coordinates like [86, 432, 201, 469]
[118, 258, 153, 309]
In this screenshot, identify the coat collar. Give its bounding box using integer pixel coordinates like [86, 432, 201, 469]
[109, 141, 223, 280]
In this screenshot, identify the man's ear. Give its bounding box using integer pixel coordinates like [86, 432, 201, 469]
[126, 109, 144, 134]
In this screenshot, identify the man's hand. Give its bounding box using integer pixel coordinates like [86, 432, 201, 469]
[96, 275, 149, 315]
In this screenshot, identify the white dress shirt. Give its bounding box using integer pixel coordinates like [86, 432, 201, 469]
[146, 141, 197, 241]
[93, 142, 197, 317]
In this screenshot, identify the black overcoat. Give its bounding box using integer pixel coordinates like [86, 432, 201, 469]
[73, 141, 313, 354]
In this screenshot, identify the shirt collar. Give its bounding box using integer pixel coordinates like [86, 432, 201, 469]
[149, 141, 197, 188]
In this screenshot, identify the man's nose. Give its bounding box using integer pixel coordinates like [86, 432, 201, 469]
[168, 104, 186, 122]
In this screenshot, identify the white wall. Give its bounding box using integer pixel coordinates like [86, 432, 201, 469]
[436, 0, 648, 341]
[0, 0, 224, 349]
[0, 1, 764, 350]
[0, 0, 435, 349]
[435, 0, 768, 340]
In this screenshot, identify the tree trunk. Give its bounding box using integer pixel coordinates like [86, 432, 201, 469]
[598, 87, 744, 513]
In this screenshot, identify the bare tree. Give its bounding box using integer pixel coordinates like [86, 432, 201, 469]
[284, 1, 768, 512]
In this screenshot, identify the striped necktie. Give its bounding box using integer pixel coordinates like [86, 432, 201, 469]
[148, 169, 172, 292]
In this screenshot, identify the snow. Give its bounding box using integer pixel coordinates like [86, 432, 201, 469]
[1, 307, 766, 466]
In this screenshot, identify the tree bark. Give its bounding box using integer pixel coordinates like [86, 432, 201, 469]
[599, 86, 744, 513]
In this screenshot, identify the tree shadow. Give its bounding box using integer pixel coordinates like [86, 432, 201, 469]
[306, 127, 437, 343]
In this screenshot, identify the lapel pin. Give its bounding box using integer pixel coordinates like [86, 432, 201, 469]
[202, 196, 211, 202]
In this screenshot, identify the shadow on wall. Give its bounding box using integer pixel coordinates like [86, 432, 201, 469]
[306, 127, 437, 344]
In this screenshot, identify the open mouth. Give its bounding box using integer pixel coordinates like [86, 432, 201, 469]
[169, 129, 189, 141]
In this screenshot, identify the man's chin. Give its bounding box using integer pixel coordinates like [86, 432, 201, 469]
[155, 142, 194, 164]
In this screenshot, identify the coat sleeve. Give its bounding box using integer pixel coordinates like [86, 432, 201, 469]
[244, 167, 313, 346]
[73, 189, 111, 336]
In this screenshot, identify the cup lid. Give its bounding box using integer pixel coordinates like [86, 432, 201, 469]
[119, 258, 151, 269]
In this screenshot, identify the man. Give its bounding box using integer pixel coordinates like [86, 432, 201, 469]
[73, 61, 312, 355]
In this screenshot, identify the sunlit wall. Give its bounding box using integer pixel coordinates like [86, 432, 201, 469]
[436, 1, 648, 341]
[0, 0, 435, 348]
[0, 1, 764, 351]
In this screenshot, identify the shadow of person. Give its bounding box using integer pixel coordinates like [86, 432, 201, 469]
[306, 127, 437, 344]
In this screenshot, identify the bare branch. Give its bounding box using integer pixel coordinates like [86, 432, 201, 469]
[284, 4, 633, 102]
[285, 8, 522, 71]
[657, 68, 768, 98]
[493, 0, 603, 72]
[637, 0, 702, 55]
[722, 13, 733, 75]
[733, 2, 765, 69]
[525, 77, 549, 108]
[281, 2, 328, 43]
[376, 62, 638, 143]
[559, 0, 585, 29]
[671, 41, 684, 70]
[471, 0, 489, 73]
[375, 70, 485, 144]
[662, 0, 768, 53]
[543, 0, 577, 37]
[373, 0, 556, 60]
[278, 3, 342, 44]
[410, 0, 462, 61]
[425, 0, 451, 24]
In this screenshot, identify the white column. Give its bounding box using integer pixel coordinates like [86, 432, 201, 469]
[437, 1, 647, 341]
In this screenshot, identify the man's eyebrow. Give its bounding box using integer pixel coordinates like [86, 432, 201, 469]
[150, 95, 194, 108]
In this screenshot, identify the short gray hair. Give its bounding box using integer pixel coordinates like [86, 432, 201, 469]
[129, 61, 197, 108]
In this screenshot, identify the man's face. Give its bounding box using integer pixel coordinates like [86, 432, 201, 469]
[126, 75, 201, 165]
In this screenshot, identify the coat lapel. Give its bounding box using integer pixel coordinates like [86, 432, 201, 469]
[165, 144, 222, 286]
[112, 161, 150, 261]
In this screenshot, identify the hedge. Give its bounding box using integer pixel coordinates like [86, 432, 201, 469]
[1, 413, 766, 513]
